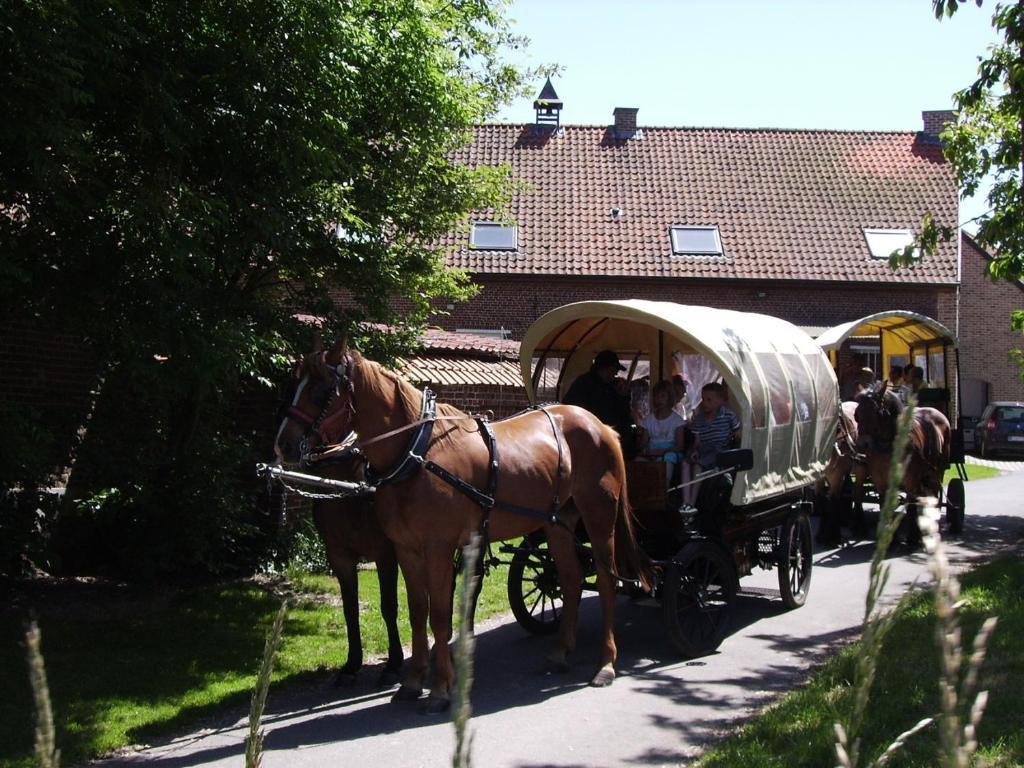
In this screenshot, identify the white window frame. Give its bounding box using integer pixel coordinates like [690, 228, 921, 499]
[455, 328, 510, 339]
[863, 228, 917, 260]
[669, 225, 723, 256]
[469, 222, 518, 251]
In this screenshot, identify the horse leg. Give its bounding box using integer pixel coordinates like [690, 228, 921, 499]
[335, 559, 363, 685]
[578, 492, 620, 687]
[851, 467, 868, 539]
[544, 521, 583, 675]
[392, 546, 429, 703]
[423, 543, 456, 714]
[377, 547, 404, 688]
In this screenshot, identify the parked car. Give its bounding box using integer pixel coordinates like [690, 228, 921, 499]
[976, 402, 1024, 459]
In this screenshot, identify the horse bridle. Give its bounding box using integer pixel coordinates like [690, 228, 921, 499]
[283, 352, 357, 463]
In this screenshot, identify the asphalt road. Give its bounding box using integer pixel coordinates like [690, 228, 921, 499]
[101, 470, 1024, 768]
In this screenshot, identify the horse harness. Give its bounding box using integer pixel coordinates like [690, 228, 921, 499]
[363, 388, 569, 550]
[290, 354, 569, 548]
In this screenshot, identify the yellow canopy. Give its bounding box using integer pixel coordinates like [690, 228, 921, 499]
[815, 310, 957, 383]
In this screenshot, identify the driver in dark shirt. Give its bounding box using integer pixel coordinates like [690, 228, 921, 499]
[563, 349, 633, 443]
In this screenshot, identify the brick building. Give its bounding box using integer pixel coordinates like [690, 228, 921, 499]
[958, 233, 1024, 412]
[425, 85, 1021, 419]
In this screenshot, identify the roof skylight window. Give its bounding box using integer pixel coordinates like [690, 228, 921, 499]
[864, 228, 916, 260]
[470, 222, 517, 251]
[670, 225, 722, 256]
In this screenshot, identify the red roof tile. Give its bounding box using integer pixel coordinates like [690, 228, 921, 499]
[396, 356, 522, 388]
[443, 125, 958, 284]
[418, 328, 519, 360]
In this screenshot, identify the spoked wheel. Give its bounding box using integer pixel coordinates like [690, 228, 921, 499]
[778, 511, 813, 609]
[507, 534, 563, 635]
[661, 541, 738, 657]
[946, 477, 966, 535]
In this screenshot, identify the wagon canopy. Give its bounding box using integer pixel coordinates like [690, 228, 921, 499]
[520, 300, 839, 506]
[815, 310, 958, 416]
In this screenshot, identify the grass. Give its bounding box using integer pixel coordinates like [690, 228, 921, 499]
[0, 560, 511, 768]
[696, 554, 1024, 767]
[945, 462, 1000, 483]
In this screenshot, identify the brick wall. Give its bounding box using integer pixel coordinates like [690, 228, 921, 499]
[0, 322, 100, 474]
[0, 322, 98, 409]
[958, 236, 1024, 407]
[428, 383, 531, 420]
[432, 275, 951, 340]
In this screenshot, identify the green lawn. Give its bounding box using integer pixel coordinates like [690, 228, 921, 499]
[0, 561, 511, 768]
[697, 555, 1024, 767]
[946, 462, 1001, 483]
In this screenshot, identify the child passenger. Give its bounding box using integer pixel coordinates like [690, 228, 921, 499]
[637, 380, 689, 486]
[689, 381, 741, 473]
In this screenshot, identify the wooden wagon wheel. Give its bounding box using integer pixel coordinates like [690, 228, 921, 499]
[945, 477, 966, 535]
[778, 511, 813, 609]
[507, 532, 563, 635]
[661, 540, 737, 657]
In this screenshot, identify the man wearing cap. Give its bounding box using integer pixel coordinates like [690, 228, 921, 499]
[563, 349, 633, 439]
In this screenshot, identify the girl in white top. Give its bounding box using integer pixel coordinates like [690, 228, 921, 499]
[637, 380, 690, 488]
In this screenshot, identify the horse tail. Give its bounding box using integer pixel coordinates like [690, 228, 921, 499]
[615, 485, 654, 593]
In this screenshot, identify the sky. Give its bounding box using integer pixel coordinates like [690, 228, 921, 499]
[494, 0, 1003, 227]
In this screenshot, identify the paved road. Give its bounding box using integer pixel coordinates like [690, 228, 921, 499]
[102, 472, 1024, 768]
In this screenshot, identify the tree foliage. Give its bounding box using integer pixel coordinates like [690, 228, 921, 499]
[912, 1, 1024, 335]
[0, 0, 533, 578]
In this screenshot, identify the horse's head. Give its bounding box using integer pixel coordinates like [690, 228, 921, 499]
[274, 337, 357, 465]
[853, 382, 902, 454]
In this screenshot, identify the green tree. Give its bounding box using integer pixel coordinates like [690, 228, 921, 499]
[0, 0, 533, 578]
[932, 1, 1022, 276]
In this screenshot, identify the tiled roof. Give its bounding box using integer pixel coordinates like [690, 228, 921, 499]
[396, 356, 523, 388]
[418, 328, 519, 360]
[443, 124, 958, 284]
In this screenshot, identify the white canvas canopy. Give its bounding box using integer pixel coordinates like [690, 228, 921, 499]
[520, 300, 840, 506]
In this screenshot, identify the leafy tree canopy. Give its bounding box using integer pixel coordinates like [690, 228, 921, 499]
[1, 0, 534, 381]
[0, 0, 538, 578]
[904, 3, 1022, 282]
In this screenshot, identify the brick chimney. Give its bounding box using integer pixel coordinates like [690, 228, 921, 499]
[613, 107, 640, 139]
[921, 109, 955, 142]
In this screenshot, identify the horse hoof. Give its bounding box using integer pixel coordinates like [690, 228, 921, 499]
[589, 665, 615, 688]
[391, 684, 422, 703]
[377, 669, 402, 688]
[420, 695, 451, 715]
[333, 670, 358, 688]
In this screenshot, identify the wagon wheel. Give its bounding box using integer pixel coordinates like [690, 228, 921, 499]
[946, 477, 966, 535]
[507, 534, 563, 635]
[778, 511, 813, 609]
[661, 541, 738, 657]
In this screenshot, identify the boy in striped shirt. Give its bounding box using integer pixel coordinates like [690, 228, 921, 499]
[690, 382, 741, 472]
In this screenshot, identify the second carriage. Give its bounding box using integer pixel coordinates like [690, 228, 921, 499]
[503, 300, 841, 657]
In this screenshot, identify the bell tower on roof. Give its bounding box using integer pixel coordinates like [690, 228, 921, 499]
[533, 77, 563, 130]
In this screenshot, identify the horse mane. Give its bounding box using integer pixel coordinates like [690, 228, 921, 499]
[350, 350, 474, 448]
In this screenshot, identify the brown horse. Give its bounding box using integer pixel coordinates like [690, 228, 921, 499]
[277, 372, 405, 687]
[853, 386, 950, 547]
[275, 340, 651, 712]
[816, 401, 867, 547]
[312, 457, 404, 687]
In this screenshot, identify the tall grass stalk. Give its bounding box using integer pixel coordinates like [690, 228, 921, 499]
[24, 620, 59, 768]
[452, 534, 481, 768]
[244, 600, 289, 768]
[918, 500, 998, 768]
[834, 399, 919, 768]
[836, 395, 998, 768]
